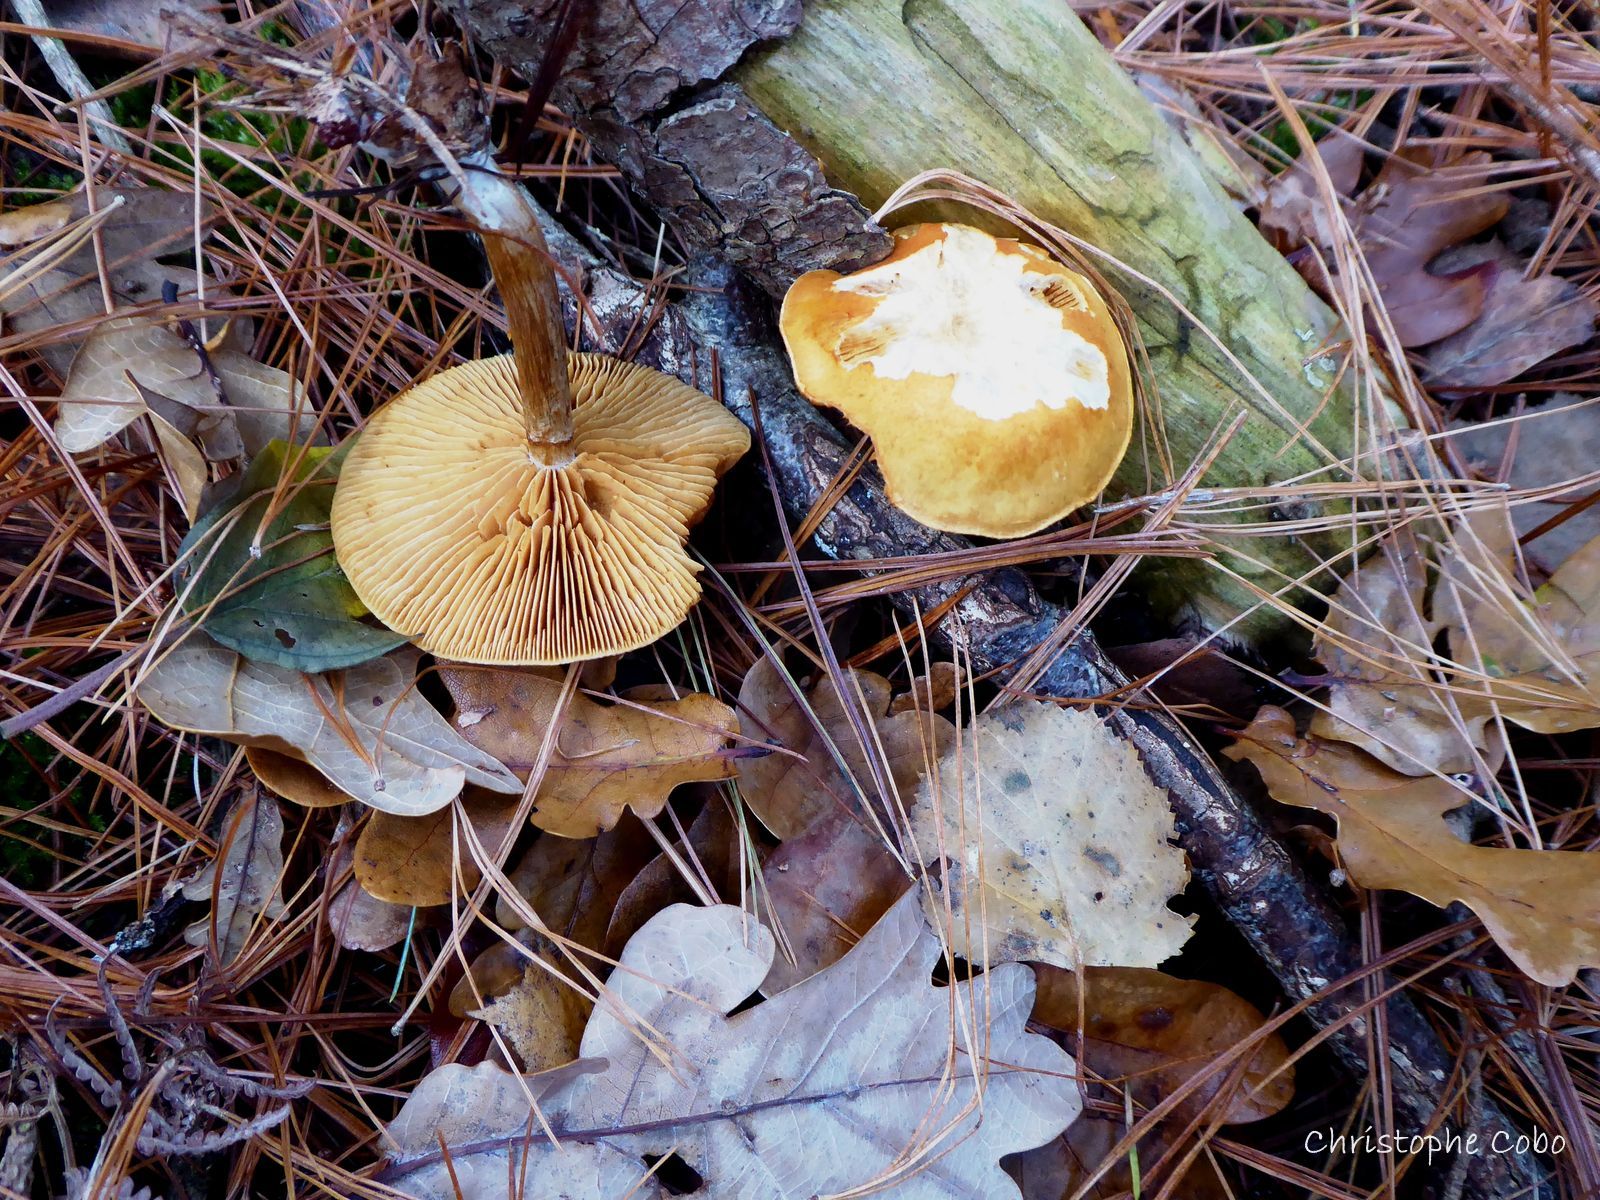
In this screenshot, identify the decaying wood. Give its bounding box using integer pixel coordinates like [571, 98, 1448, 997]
[449, 0, 1365, 642]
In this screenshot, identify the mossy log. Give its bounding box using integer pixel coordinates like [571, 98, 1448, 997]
[450, 0, 1365, 640]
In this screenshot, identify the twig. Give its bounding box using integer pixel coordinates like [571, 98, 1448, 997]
[7, 0, 133, 157]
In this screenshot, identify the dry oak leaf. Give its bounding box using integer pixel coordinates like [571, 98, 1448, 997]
[383, 1061, 654, 1200]
[440, 666, 739, 838]
[736, 654, 951, 840]
[386, 887, 1080, 1200]
[604, 795, 742, 955]
[1031, 966, 1294, 1125]
[466, 952, 589, 1073]
[1266, 146, 1509, 347]
[760, 807, 910, 993]
[182, 792, 286, 964]
[138, 639, 520, 815]
[1225, 707, 1600, 986]
[1311, 530, 1502, 776]
[1435, 510, 1600, 734]
[888, 660, 963, 715]
[914, 701, 1193, 969]
[446, 934, 592, 1070]
[1355, 150, 1509, 348]
[1258, 131, 1364, 249]
[1449, 393, 1600, 571]
[495, 815, 658, 949]
[353, 789, 521, 907]
[1009, 1114, 1230, 1200]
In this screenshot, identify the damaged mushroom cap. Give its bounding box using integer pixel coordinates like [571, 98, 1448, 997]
[780, 223, 1134, 539]
[331, 353, 749, 665]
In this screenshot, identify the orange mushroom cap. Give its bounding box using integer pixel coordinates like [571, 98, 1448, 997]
[780, 223, 1134, 539]
[331, 353, 748, 666]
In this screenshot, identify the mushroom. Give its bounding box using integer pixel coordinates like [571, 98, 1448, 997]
[331, 170, 749, 665]
[780, 223, 1133, 539]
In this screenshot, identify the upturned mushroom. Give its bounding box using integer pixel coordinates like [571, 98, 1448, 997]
[331, 169, 749, 666]
[780, 223, 1133, 539]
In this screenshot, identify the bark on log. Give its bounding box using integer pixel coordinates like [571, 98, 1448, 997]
[449, 0, 1365, 642]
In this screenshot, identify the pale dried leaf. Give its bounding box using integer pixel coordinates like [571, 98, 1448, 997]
[913, 701, 1193, 969]
[327, 878, 411, 952]
[182, 793, 286, 963]
[55, 316, 312, 455]
[383, 1061, 645, 1200]
[0, 189, 214, 373]
[1258, 132, 1364, 247]
[1449, 394, 1600, 570]
[1435, 509, 1600, 733]
[387, 888, 1080, 1199]
[1227, 707, 1600, 986]
[43, 0, 206, 52]
[470, 956, 588, 1072]
[147, 408, 208, 522]
[138, 639, 520, 815]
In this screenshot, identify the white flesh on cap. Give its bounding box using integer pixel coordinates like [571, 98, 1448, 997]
[831, 225, 1111, 421]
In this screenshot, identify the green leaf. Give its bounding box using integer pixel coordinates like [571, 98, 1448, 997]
[178, 439, 408, 672]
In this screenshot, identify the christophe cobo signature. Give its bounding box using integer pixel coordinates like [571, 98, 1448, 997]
[1305, 1127, 1568, 1165]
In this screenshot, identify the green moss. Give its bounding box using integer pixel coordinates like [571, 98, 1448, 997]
[0, 735, 65, 887]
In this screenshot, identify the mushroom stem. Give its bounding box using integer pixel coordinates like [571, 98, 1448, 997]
[452, 158, 575, 459]
[482, 227, 574, 454]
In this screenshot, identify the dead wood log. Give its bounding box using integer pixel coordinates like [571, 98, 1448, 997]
[449, 0, 1365, 643]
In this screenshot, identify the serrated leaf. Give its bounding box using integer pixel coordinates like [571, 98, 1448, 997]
[179, 440, 408, 672]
